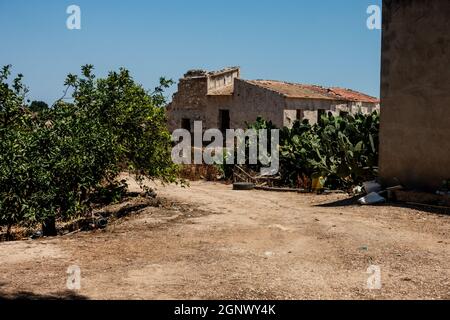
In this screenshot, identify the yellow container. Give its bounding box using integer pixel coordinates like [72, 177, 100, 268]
[312, 176, 326, 191]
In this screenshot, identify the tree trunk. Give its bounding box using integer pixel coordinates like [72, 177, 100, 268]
[42, 217, 57, 236]
[6, 224, 12, 241]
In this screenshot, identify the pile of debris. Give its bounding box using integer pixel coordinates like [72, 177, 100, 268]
[355, 181, 402, 205]
[232, 165, 450, 211]
[356, 179, 450, 209]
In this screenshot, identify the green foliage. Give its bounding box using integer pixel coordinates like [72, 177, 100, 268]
[246, 116, 277, 132]
[0, 65, 178, 233]
[0, 65, 33, 228]
[278, 119, 321, 186]
[29, 100, 49, 113]
[66, 65, 178, 182]
[90, 180, 128, 205]
[309, 112, 379, 189]
[247, 112, 380, 190]
[214, 149, 234, 181]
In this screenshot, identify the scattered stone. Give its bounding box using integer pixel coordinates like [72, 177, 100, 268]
[401, 277, 412, 282]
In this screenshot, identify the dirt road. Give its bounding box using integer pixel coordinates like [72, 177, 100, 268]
[0, 177, 449, 299]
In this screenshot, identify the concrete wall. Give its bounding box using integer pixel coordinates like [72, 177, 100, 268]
[379, 0, 450, 191]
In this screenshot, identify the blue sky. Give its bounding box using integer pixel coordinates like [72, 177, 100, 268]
[0, 0, 382, 104]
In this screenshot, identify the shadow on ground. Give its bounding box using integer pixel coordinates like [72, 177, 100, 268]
[0, 282, 88, 300]
[0, 290, 88, 300]
[316, 195, 361, 207]
[316, 196, 450, 215]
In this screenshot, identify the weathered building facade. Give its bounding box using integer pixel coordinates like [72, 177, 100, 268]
[166, 67, 380, 132]
[379, 0, 450, 191]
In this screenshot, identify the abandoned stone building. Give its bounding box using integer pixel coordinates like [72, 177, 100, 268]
[166, 67, 380, 132]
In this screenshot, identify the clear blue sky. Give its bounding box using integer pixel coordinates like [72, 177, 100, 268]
[0, 0, 382, 104]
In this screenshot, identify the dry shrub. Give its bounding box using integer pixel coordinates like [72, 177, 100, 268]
[179, 164, 222, 181]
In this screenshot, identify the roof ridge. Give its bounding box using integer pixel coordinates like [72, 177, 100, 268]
[328, 87, 379, 102]
[249, 80, 334, 92]
[244, 79, 336, 100]
[241, 79, 379, 103]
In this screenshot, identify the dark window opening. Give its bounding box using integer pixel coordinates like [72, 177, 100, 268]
[340, 111, 349, 117]
[296, 110, 303, 120]
[181, 118, 191, 132]
[219, 109, 230, 133]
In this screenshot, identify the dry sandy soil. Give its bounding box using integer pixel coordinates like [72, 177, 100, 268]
[0, 175, 449, 300]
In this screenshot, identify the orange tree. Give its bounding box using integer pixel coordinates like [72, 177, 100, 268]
[0, 65, 178, 236]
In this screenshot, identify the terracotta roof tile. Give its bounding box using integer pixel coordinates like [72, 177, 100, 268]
[328, 87, 380, 103]
[203, 78, 380, 104]
[246, 80, 379, 103]
[246, 80, 336, 100]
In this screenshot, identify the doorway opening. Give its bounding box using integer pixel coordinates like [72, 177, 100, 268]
[219, 110, 230, 133]
[181, 118, 191, 132]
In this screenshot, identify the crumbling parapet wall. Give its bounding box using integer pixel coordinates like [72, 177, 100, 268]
[207, 68, 240, 93]
[166, 68, 238, 132]
[379, 0, 450, 190]
[166, 74, 207, 132]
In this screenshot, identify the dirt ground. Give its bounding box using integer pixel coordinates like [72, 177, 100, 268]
[0, 175, 449, 300]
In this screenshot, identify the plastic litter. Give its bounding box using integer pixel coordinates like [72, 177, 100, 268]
[363, 181, 382, 194]
[358, 192, 386, 205]
[30, 230, 43, 239]
[353, 185, 363, 194]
